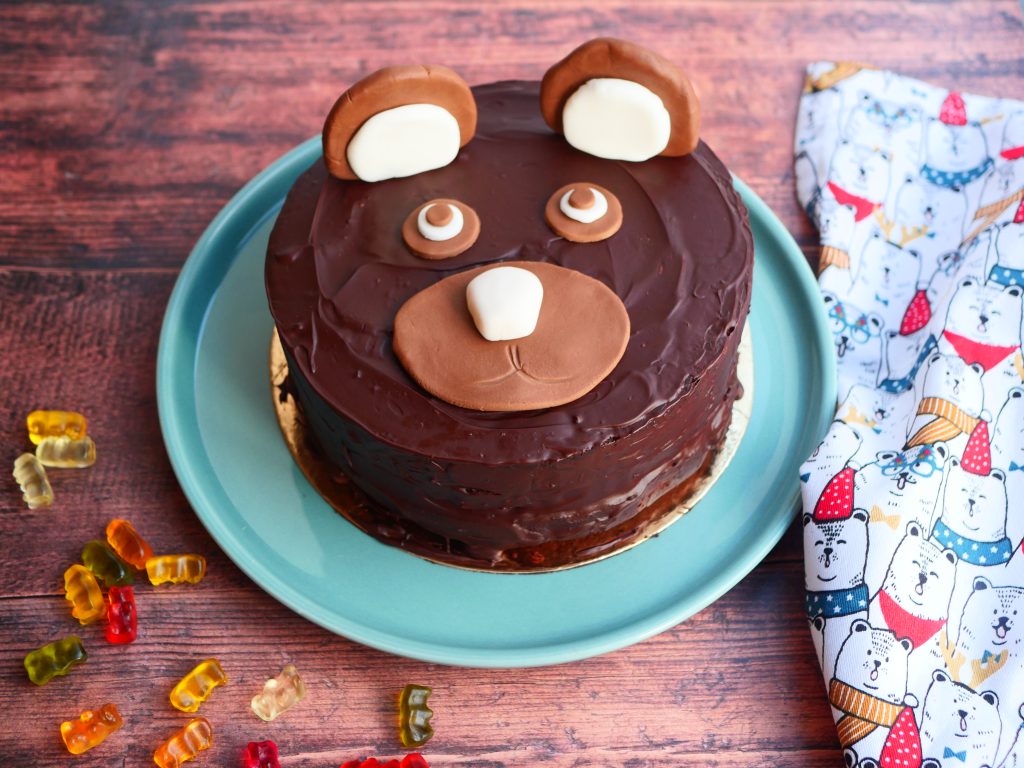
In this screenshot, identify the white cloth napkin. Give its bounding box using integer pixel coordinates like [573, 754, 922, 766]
[794, 62, 1024, 768]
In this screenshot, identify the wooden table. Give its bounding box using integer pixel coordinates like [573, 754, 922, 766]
[1, 2, 1020, 765]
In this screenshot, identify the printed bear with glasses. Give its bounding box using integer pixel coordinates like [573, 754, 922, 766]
[823, 292, 886, 392]
[854, 444, 950, 587]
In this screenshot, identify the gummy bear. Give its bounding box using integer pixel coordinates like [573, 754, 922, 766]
[147, 554, 206, 585]
[153, 717, 212, 768]
[82, 539, 133, 587]
[243, 740, 281, 768]
[340, 754, 429, 768]
[105, 518, 154, 569]
[63, 564, 105, 624]
[24, 636, 86, 685]
[170, 659, 227, 713]
[26, 409, 87, 445]
[399, 684, 434, 747]
[13, 453, 53, 509]
[35, 435, 96, 468]
[105, 586, 137, 644]
[60, 702, 122, 754]
[251, 664, 307, 722]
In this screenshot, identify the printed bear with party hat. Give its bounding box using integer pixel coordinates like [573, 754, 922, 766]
[922, 92, 992, 202]
[849, 232, 923, 332]
[870, 522, 958, 658]
[918, 670, 1001, 768]
[802, 421, 862, 506]
[876, 249, 969, 396]
[829, 619, 918, 767]
[938, 277, 1024, 411]
[932, 431, 1014, 628]
[803, 458, 871, 671]
[904, 353, 986, 454]
[854, 444, 950, 586]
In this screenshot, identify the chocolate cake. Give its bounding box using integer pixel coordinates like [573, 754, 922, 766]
[265, 41, 754, 571]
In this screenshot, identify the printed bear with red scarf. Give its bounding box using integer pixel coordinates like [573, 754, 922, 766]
[938, 277, 1023, 411]
[850, 232, 924, 332]
[919, 670, 1001, 768]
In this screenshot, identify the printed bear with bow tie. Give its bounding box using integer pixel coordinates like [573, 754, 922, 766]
[948, 577, 1024, 764]
[919, 670, 1000, 768]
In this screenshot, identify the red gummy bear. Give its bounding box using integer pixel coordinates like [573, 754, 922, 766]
[340, 754, 428, 768]
[243, 739, 280, 768]
[105, 586, 137, 644]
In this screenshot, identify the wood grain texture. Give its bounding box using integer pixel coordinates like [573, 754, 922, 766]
[0, 1, 1021, 765]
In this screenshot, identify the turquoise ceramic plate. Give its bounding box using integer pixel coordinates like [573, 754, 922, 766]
[157, 137, 835, 668]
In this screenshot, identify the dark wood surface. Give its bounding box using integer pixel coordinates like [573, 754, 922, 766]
[1, 2, 1020, 765]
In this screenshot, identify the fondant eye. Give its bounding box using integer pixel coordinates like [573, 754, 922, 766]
[544, 182, 622, 243]
[402, 198, 480, 259]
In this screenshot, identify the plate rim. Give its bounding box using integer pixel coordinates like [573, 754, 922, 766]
[157, 136, 836, 667]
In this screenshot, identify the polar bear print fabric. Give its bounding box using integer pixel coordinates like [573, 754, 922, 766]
[797, 64, 1024, 768]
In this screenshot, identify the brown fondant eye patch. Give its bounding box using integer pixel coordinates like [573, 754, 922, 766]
[540, 37, 700, 158]
[322, 64, 477, 181]
[544, 182, 622, 242]
[402, 199, 481, 259]
[393, 261, 630, 412]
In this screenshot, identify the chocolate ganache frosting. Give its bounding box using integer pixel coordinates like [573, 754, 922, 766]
[266, 81, 753, 570]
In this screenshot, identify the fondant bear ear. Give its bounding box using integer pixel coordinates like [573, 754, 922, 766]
[322, 65, 477, 182]
[539, 38, 700, 162]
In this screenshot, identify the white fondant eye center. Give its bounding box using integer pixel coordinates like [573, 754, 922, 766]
[562, 78, 671, 162]
[347, 103, 461, 182]
[559, 187, 608, 224]
[418, 203, 464, 241]
[466, 266, 544, 342]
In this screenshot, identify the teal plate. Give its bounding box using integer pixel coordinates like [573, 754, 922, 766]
[157, 137, 835, 668]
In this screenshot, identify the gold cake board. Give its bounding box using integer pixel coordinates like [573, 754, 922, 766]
[270, 326, 753, 573]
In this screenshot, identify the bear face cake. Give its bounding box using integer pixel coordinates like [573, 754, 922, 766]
[265, 39, 754, 571]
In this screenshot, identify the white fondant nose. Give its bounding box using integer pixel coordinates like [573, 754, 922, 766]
[466, 267, 544, 342]
[347, 103, 461, 182]
[562, 78, 671, 162]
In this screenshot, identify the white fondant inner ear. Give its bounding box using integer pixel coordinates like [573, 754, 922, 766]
[347, 103, 461, 182]
[417, 204, 464, 241]
[562, 78, 671, 162]
[559, 187, 608, 224]
[466, 267, 544, 342]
